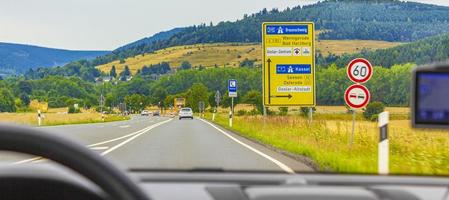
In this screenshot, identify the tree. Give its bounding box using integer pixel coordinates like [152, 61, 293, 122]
[18, 81, 32, 95]
[186, 83, 209, 112]
[180, 61, 192, 70]
[19, 93, 30, 107]
[125, 94, 146, 113]
[110, 65, 117, 78]
[363, 102, 385, 121]
[242, 90, 263, 113]
[0, 88, 16, 112]
[120, 65, 131, 80]
[151, 88, 168, 106]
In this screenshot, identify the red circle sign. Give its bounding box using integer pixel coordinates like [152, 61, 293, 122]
[344, 84, 371, 109]
[347, 58, 373, 83]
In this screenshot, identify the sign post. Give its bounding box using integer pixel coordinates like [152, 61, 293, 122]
[228, 79, 237, 127]
[345, 58, 373, 145]
[262, 22, 316, 110]
[213, 90, 221, 121]
[378, 111, 389, 175]
[37, 110, 42, 126]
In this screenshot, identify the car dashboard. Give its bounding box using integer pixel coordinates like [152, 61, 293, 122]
[0, 164, 448, 200]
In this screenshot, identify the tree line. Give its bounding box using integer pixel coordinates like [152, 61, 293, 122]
[0, 64, 414, 113]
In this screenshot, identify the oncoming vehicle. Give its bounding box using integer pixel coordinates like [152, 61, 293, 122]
[1, 0, 449, 199]
[178, 107, 194, 120]
[152, 110, 160, 116]
[140, 110, 150, 116]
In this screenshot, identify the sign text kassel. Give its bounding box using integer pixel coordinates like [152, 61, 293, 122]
[262, 22, 316, 106]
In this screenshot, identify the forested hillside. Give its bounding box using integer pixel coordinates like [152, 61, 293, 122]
[319, 33, 449, 68]
[91, 0, 449, 66]
[0, 43, 109, 75]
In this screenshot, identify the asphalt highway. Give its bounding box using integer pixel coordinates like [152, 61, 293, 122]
[0, 116, 313, 173]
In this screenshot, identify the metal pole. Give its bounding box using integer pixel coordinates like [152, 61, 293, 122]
[229, 97, 234, 127]
[350, 109, 355, 145]
[309, 107, 313, 124]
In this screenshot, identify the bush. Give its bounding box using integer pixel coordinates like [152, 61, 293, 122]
[363, 102, 385, 121]
[300, 107, 316, 117]
[248, 109, 260, 116]
[68, 105, 80, 114]
[236, 110, 247, 116]
[278, 107, 288, 116]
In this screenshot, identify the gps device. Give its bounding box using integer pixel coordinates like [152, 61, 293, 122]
[412, 63, 449, 128]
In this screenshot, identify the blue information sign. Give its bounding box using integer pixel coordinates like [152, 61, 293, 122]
[228, 79, 237, 97]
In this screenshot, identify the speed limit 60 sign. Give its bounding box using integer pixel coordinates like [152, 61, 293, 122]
[347, 58, 373, 83]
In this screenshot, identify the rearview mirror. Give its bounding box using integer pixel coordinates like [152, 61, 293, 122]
[412, 62, 449, 128]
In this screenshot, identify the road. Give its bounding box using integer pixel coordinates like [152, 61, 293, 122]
[0, 116, 313, 173]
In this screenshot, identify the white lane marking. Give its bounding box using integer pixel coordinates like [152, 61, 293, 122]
[13, 119, 172, 164]
[90, 146, 109, 150]
[119, 125, 131, 128]
[199, 119, 295, 174]
[101, 119, 172, 156]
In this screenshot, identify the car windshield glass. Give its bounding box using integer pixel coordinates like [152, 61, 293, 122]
[0, 0, 448, 177]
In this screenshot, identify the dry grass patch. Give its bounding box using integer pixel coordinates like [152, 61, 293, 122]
[97, 41, 402, 74]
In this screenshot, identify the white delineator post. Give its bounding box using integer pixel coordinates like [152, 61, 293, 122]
[378, 111, 389, 175]
[37, 110, 42, 126]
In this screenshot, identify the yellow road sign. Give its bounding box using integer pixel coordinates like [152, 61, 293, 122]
[262, 22, 315, 106]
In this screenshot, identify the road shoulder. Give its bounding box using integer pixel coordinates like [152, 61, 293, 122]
[199, 118, 319, 172]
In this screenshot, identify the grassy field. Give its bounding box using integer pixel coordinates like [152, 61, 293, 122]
[97, 40, 402, 74]
[0, 108, 130, 126]
[208, 106, 449, 175]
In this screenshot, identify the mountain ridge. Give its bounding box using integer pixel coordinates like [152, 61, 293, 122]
[0, 42, 109, 75]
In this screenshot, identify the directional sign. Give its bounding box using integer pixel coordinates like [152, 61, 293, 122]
[344, 84, 371, 109]
[263, 22, 315, 106]
[228, 79, 237, 98]
[347, 58, 373, 84]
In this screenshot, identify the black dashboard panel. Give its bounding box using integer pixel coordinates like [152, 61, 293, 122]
[0, 177, 103, 200]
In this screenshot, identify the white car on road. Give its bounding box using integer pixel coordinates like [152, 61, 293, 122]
[179, 108, 193, 120]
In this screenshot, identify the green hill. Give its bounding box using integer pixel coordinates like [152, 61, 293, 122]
[322, 33, 449, 68]
[91, 0, 449, 67]
[0, 42, 109, 75]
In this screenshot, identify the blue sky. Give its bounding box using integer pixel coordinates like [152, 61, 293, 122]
[0, 0, 447, 50]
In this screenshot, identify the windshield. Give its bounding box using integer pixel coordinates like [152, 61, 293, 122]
[0, 0, 448, 176]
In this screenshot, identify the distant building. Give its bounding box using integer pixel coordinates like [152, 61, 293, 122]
[95, 76, 115, 84]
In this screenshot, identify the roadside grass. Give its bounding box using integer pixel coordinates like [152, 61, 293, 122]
[0, 108, 130, 126]
[207, 109, 449, 175]
[97, 40, 401, 74]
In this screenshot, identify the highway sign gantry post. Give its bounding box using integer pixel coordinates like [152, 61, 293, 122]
[262, 22, 316, 112]
[228, 79, 237, 127]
